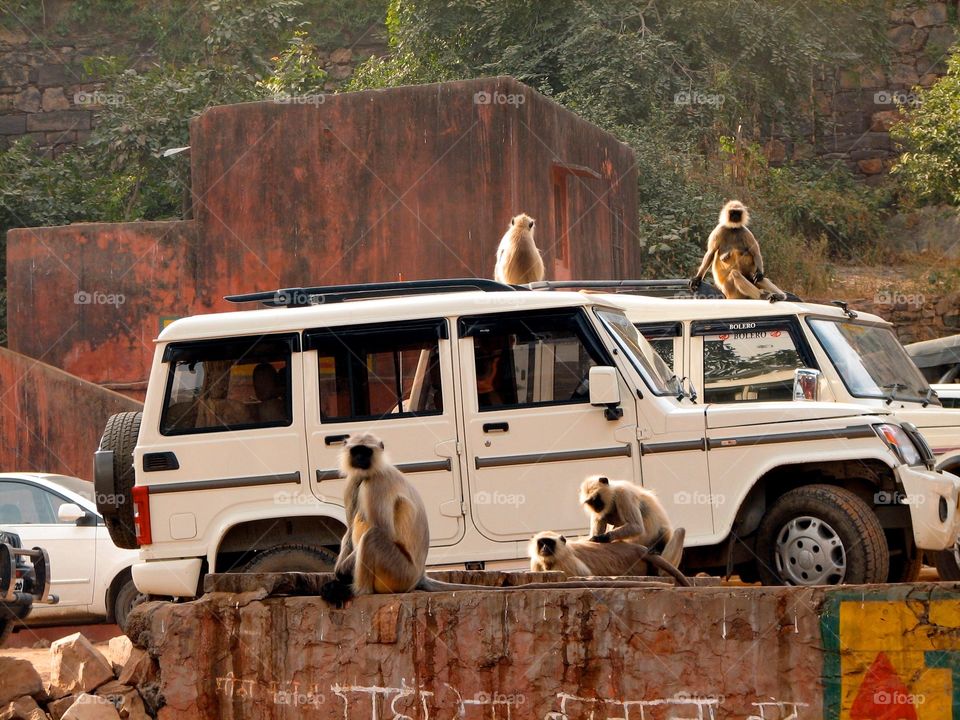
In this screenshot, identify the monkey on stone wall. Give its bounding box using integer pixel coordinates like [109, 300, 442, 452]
[318, 434, 685, 606]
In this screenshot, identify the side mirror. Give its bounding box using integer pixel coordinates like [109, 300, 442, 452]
[793, 368, 821, 401]
[589, 366, 623, 420]
[57, 503, 86, 524]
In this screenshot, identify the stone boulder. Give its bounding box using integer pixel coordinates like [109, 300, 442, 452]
[0, 695, 46, 720]
[60, 694, 120, 720]
[0, 658, 43, 705]
[48, 634, 115, 700]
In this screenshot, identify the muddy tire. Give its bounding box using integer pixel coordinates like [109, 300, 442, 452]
[935, 543, 960, 581]
[97, 412, 143, 549]
[111, 574, 141, 631]
[756, 484, 889, 586]
[243, 544, 337, 573]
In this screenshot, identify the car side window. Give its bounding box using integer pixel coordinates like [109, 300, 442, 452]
[700, 323, 807, 403]
[460, 310, 607, 410]
[160, 335, 296, 435]
[637, 322, 682, 370]
[0, 482, 56, 524]
[305, 319, 447, 422]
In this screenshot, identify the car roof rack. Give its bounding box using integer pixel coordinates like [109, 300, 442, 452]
[528, 279, 803, 302]
[225, 278, 526, 307]
[527, 279, 727, 299]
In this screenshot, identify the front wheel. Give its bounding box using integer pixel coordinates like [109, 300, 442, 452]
[112, 576, 142, 632]
[756, 485, 889, 586]
[935, 542, 960, 581]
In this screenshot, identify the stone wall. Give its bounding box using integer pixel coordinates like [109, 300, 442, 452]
[0, 17, 381, 156]
[117, 574, 960, 720]
[803, 1, 959, 180]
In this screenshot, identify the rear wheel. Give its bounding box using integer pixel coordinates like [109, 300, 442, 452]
[756, 485, 888, 586]
[98, 412, 143, 550]
[242, 544, 337, 573]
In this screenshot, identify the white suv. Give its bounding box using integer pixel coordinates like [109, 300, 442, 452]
[591, 284, 960, 581]
[93, 280, 960, 592]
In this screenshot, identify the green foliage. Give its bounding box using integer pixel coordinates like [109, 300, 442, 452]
[761, 164, 888, 255]
[259, 31, 329, 97]
[349, 0, 888, 281]
[891, 48, 960, 206]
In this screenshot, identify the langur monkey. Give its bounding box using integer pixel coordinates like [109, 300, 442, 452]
[688, 200, 787, 302]
[494, 213, 545, 285]
[579, 475, 685, 567]
[319, 434, 676, 606]
[529, 532, 690, 585]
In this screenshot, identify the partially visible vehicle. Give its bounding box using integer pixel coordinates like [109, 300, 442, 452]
[906, 335, 960, 384]
[536, 280, 960, 583]
[933, 384, 960, 409]
[0, 473, 140, 629]
[0, 529, 56, 645]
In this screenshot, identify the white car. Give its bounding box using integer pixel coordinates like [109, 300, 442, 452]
[92, 279, 960, 591]
[0, 473, 140, 628]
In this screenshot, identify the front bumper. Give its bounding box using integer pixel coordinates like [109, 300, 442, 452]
[132, 558, 203, 598]
[898, 465, 960, 550]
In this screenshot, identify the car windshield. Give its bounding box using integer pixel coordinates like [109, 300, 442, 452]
[42, 475, 95, 505]
[596, 309, 682, 396]
[808, 319, 936, 403]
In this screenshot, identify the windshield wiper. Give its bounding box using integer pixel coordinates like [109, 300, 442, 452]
[670, 374, 686, 401]
[923, 386, 939, 408]
[881, 383, 907, 404]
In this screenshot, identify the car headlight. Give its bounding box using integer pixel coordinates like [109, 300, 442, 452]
[874, 423, 923, 466]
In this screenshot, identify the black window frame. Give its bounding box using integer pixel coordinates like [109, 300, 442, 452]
[458, 308, 614, 412]
[159, 333, 299, 437]
[692, 316, 818, 403]
[304, 318, 449, 424]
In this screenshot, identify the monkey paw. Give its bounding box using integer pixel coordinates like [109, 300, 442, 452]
[753, 271, 765, 283]
[589, 534, 611, 543]
[319, 579, 354, 608]
[769, 293, 786, 303]
[688, 277, 702, 292]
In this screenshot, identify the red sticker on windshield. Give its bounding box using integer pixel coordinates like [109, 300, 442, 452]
[718, 334, 730, 340]
[771, 330, 782, 337]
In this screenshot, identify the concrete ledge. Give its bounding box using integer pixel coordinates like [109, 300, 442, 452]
[124, 575, 960, 719]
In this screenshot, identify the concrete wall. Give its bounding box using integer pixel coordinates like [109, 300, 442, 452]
[6, 77, 639, 393]
[124, 575, 960, 720]
[0, 346, 141, 479]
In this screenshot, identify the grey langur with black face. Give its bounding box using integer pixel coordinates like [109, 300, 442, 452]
[319, 435, 678, 606]
[689, 200, 787, 302]
[579, 475, 685, 567]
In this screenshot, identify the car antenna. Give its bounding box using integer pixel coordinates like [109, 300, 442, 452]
[831, 300, 858, 319]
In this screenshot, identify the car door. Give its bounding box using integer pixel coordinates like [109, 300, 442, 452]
[304, 318, 466, 546]
[0, 479, 96, 608]
[458, 308, 640, 542]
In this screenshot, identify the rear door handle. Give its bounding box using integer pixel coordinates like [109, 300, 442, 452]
[483, 422, 509, 433]
[324, 434, 349, 446]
